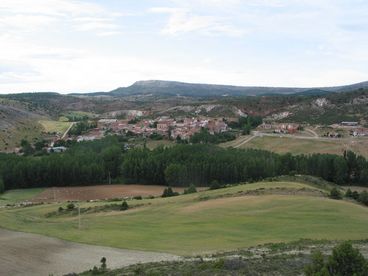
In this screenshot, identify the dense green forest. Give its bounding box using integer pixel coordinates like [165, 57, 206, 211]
[0, 137, 367, 191]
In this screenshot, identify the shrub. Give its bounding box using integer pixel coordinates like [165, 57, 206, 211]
[67, 203, 75, 210]
[304, 251, 327, 276]
[358, 191, 368, 206]
[133, 195, 142, 200]
[328, 242, 368, 275]
[344, 188, 353, 198]
[100, 257, 107, 271]
[0, 176, 4, 194]
[184, 184, 197, 194]
[304, 242, 368, 276]
[58, 206, 64, 212]
[210, 180, 222, 190]
[121, 200, 129, 211]
[162, 187, 179, 198]
[329, 188, 342, 200]
[352, 191, 360, 200]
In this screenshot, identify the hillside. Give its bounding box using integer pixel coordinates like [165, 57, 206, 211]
[217, 89, 368, 125]
[0, 181, 367, 255]
[0, 98, 45, 151]
[106, 80, 368, 97]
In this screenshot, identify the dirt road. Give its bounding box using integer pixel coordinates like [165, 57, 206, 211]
[0, 228, 179, 276]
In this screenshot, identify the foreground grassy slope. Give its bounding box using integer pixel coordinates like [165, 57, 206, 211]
[0, 181, 367, 255]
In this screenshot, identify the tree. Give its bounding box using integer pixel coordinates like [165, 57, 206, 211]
[210, 180, 222, 190]
[305, 242, 368, 276]
[352, 191, 360, 200]
[100, 257, 107, 271]
[121, 200, 129, 211]
[0, 176, 4, 193]
[162, 187, 178, 197]
[327, 242, 368, 276]
[345, 188, 353, 198]
[164, 163, 187, 186]
[102, 146, 122, 180]
[332, 158, 348, 184]
[304, 250, 328, 276]
[358, 191, 368, 206]
[329, 188, 342, 200]
[20, 139, 34, 156]
[184, 184, 197, 194]
[67, 203, 75, 210]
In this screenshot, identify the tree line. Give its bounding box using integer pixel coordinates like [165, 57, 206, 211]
[0, 138, 367, 192]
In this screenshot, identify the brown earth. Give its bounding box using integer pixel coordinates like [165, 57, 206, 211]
[32, 185, 186, 203]
[0, 228, 179, 276]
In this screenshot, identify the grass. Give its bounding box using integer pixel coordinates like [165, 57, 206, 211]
[231, 136, 368, 157]
[39, 120, 72, 134]
[0, 181, 367, 255]
[0, 188, 44, 206]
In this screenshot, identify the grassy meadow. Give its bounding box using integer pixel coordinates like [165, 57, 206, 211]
[226, 135, 368, 157]
[39, 120, 72, 134]
[0, 181, 368, 255]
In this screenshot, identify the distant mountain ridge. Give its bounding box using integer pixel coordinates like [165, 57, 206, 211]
[102, 80, 368, 97]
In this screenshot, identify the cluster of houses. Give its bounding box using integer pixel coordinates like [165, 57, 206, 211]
[259, 123, 300, 134]
[96, 117, 228, 140]
[350, 128, 368, 137]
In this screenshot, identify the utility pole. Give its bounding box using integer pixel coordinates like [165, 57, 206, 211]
[78, 203, 81, 230]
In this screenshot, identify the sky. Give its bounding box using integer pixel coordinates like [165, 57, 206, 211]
[0, 0, 367, 93]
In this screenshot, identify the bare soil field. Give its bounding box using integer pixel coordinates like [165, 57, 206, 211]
[0, 228, 179, 276]
[32, 185, 186, 202]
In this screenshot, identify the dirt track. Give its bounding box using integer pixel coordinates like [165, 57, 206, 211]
[32, 185, 186, 202]
[0, 228, 179, 276]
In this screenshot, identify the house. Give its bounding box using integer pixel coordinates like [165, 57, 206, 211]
[47, 146, 67, 153]
[274, 123, 299, 134]
[351, 128, 368, 137]
[98, 119, 118, 129]
[341, 121, 359, 127]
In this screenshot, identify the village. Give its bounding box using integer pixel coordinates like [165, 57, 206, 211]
[73, 116, 229, 143]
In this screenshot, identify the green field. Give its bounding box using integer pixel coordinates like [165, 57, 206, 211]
[0, 188, 44, 206]
[0, 181, 367, 255]
[39, 120, 72, 134]
[225, 135, 368, 157]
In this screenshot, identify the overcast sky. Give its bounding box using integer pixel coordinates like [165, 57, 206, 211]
[0, 0, 367, 93]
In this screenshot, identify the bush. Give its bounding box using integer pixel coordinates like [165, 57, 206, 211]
[210, 180, 222, 190]
[304, 242, 368, 276]
[345, 188, 353, 198]
[0, 176, 4, 194]
[305, 251, 328, 276]
[352, 191, 360, 200]
[58, 206, 64, 212]
[184, 184, 197, 194]
[162, 187, 179, 198]
[133, 195, 142, 200]
[100, 257, 107, 271]
[358, 191, 368, 206]
[329, 188, 342, 200]
[67, 203, 75, 210]
[328, 242, 368, 275]
[121, 200, 129, 211]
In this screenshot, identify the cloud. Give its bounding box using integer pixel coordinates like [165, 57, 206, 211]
[150, 7, 245, 37]
[0, 0, 122, 36]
